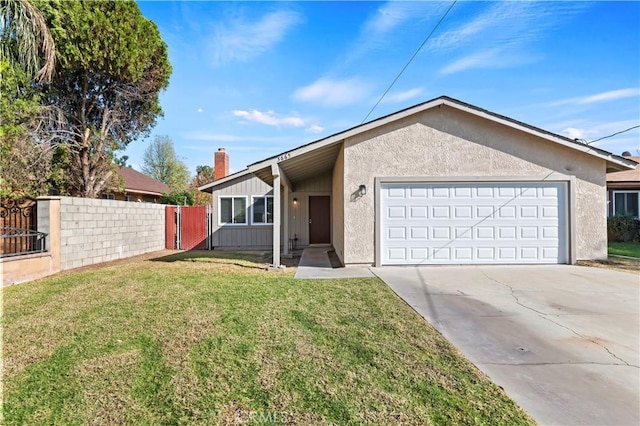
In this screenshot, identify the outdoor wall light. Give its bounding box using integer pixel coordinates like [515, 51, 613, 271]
[293, 198, 298, 204]
[358, 184, 367, 196]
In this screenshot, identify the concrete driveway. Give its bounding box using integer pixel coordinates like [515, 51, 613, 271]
[373, 265, 639, 426]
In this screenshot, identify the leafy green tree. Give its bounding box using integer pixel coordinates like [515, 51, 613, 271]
[0, 0, 56, 197]
[189, 165, 214, 205]
[160, 189, 194, 206]
[0, 60, 53, 197]
[0, 0, 55, 83]
[34, 0, 171, 198]
[142, 135, 189, 191]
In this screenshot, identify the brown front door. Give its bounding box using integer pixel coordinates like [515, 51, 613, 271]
[309, 196, 330, 244]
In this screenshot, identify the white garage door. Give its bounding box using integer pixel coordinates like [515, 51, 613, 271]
[380, 182, 567, 265]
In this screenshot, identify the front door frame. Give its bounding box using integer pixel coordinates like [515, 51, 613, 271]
[309, 195, 331, 244]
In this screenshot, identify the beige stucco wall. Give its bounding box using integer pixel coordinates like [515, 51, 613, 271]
[341, 105, 607, 265]
[332, 144, 345, 264]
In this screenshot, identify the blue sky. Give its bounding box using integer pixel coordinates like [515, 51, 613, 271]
[126, 1, 640, 175]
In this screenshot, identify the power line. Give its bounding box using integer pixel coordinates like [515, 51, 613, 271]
[587, 124, 640, 145]
[361, 0, 458, 124]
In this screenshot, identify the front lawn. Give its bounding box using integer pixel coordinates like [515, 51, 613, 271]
[608, 242, 640, 258]
[2, 251, 533, 425]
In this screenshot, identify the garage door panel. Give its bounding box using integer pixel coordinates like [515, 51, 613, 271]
[380, 182, 567, 265]
[410, 227, 428, 239]
[454, 187, 472, 198]
[387, 227, 406, 239]
[387, 206, 406, 219]
[409, 187, 427, 198]
[476, 227, 495, 239]
[432, 227, 450, 239]
[410, 206, 428, 218]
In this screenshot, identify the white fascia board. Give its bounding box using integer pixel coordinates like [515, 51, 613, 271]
[125, 189, 163, 196]
[246, 96, 635, 175]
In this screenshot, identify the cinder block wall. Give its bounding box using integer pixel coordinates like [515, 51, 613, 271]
[59, 197, 166, 270]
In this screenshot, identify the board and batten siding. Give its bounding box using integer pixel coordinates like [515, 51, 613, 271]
[210, 174, 273, 248]
[210, 172, 334, 249]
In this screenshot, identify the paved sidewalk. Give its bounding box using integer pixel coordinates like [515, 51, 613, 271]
[294, 246, 374, 279]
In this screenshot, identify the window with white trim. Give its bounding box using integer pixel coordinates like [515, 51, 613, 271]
[252, 196, 273, 225]
[102, 193, 115, 200]
[219, 196, 247, 225]
[613, 191, 639, 217]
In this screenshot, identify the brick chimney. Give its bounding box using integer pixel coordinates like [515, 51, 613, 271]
[214, 148, 229, 180]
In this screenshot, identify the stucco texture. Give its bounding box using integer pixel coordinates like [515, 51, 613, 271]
[341, 105, 607, 265]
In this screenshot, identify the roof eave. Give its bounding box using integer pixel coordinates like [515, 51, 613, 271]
[124, 188, 164, 196]
[198, 169, 253, 193]
[246, 96, 636, 176]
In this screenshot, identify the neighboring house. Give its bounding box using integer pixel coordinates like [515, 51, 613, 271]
[200, 96, 636, 267]
[102, 166, 170, 203]
[607, 155, 640, 218]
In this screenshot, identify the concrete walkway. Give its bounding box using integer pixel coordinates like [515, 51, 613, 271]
[294, 246, 374, 279]
[373, 265, 640, 425]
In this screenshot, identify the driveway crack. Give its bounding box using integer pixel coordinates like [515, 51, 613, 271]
[483, 361, 639, 368]
[480, 270, 636, 368]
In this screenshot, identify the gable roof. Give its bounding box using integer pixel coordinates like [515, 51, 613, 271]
[202, 96, 637, 190]
[116, 166, 170, 196]
[198, 168, 254, 193]
[607, 156, 640, 183]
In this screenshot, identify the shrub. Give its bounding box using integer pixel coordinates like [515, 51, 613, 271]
[607, 215, 640, 242]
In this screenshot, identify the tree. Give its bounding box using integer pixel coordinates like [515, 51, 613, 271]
[190, 165, 214, 205]
[160, 189, 194, 206]
[142, 135, 189, 190]
[0, 0, 55, 83]
[0, 60, 53, 197]
[1, 0, 56, 197]
[34, 0, 171, 198]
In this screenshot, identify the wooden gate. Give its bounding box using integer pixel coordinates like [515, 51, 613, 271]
[165, 205, 211, 250]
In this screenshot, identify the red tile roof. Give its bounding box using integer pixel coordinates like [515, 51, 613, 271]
[607, 156, 640, 183]
[116, 166, 170, 195]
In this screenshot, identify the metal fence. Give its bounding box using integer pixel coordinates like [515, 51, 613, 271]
[0, 198, 47, 258]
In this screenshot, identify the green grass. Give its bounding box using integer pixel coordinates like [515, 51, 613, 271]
[608, 242, 640, 258]
[2, 251, 534, 425]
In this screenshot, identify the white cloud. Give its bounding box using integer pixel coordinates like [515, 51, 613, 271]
[196, 108, 204, 113]
[364, 2, 427, 35]
[382, 88, 424, 104]
[579, 88, 640, 104]
[233, 109, 305, 128]
[559, 119, 640, 142]
[434, 2, 586, 74]
[561, 127, 591, 140]
[306, 124, 324, 134]
[211, 10, 301, 66]
[293, 77, 371, 107]
[547, 88, 640, 107]
[343, 2, 440, 64]
[440, 48, 536, 75]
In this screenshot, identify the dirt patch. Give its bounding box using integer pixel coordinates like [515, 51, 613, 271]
[577, 257, 640, 275]
[264, 252, 301, 268]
